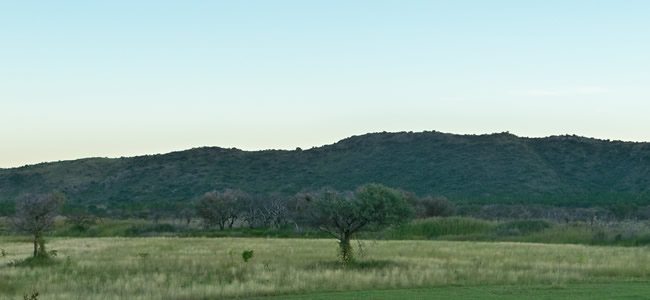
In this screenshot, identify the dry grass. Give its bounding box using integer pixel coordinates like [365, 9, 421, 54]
[1, 237, 649, 299]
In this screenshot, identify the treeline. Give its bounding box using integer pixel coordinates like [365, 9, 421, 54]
[5, 188, 647, 232]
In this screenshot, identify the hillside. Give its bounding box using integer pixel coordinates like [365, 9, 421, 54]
[1, 131, 649, 209]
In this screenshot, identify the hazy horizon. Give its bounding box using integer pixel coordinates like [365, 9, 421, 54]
[2, 1, 649, 168]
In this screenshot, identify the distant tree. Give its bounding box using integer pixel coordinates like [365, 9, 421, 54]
[309, 184, 413, 264]
[258, 193, 290, 228]
[419, 196, 456, 217]
[87, 204, 108, 223]
[178, 207, 196, 226]
[240, 195, 263, 228]
[63, 204, 96, 231]
[12, 191, 65, 257]
[196, 189, 247, 230]
[288, 192, 315, 230]
[406, 193, 456, 218]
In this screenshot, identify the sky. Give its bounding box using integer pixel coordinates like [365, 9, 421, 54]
[1, 0, 649, 168]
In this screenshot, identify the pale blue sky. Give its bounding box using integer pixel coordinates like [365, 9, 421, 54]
[1, 1, 649, 168]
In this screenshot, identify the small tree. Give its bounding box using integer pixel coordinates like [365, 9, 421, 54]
[178, 207, 195, 226]
[309, 184, 413, 264]
[63, 204, 96, 231]
[12, 192, 65, 257]
[196, 189, 247, 230]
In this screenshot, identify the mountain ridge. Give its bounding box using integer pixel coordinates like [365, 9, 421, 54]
[1, 131, 649, 208]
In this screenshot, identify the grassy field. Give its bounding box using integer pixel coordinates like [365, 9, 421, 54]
[253, 283, 650, 299]
[1, 237, 650, 299]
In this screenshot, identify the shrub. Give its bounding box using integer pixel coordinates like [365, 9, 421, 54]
[242, 250, 254, 263]
[125, 224, 178, 236]
[495, 220, 552, 236]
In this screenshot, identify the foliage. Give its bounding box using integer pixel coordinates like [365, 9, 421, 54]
[136, 253, 150, 260]
[494, 219, 552, 236]
[410, 195, 456, 218]
[11, 191, 65, 257]
[242, 250, 254, 262]
[379, 217, 496, 239]
[63, 205, 97, 231]
[196, 189, 247, 230]
[0, 202, 15, 217]
[23, 291, 39, 300]
[309, 184, 413, 263]
[124, 224, 178, 236]
[0, 131, 648, 212]
[9, 242, 59, 268]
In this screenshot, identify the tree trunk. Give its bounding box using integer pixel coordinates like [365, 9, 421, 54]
[33, 236, 39, 257]
[339, 234, 353, 264]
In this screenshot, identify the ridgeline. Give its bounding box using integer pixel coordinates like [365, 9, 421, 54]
[1, 131, 649, 208]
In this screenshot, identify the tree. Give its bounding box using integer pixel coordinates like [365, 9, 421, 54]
[418, 196, 456, 217]
[12, 191, 65, 257]
[178, 207, 196, 226]
[258, 193, 289, 228]
[309, 184, 413, 264]
[63, 204, 97, 231]
[196, 189, 247, 230]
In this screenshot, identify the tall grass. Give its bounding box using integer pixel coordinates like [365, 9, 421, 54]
[1, 237, 650, 299]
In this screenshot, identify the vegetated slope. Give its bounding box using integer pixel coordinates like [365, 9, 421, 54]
[0, 131, 649, 207]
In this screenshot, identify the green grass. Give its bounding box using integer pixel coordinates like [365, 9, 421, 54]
[251, 283, 650, 299]
[1, 237, 650, 299]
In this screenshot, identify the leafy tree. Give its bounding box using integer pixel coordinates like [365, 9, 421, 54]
[12, 191, 65, 257]
[196, 189, 247, 230]
[309, 184, 413, 263]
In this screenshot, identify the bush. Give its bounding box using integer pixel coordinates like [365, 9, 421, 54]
[242, 250, 254, 262]
[495, 220, 552, 236]
[380, 217, 495, 239]
[125, 224, 178, 236]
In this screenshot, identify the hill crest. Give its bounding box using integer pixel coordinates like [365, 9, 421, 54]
[1, 131, 649, 208]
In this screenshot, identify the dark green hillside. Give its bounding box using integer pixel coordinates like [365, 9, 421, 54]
[1, 131, 649, 208]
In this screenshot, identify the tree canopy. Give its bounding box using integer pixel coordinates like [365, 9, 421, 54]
[309, 184, 413, 263]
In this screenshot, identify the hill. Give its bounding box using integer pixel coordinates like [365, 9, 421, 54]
[1, 131, 649, 209]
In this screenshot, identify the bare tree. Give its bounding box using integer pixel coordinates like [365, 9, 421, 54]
[259, 194, 289, 228]
[178, 207, 195, 226]
[12, 192, 65, 257]
[240, 195, 263, 228]
[196, 189, 247, 230]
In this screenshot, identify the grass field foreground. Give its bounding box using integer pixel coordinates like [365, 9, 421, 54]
[1, 237, 650, 299]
